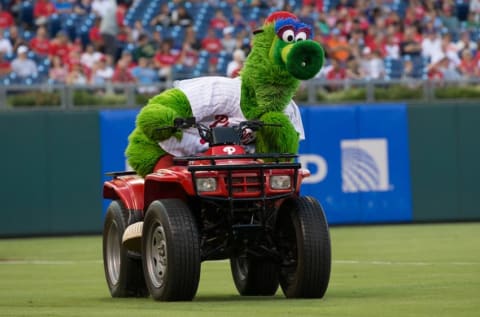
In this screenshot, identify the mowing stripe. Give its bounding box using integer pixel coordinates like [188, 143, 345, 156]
[334, 260, 480, 266]
[0, 260, 103, 265]
[0, 259, 479, 266]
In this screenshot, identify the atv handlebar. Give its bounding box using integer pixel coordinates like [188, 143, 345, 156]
[157, 117, 281, 146]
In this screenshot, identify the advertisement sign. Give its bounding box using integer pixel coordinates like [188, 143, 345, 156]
[99, 109, 138, 216]
[299, 104, 413, 224]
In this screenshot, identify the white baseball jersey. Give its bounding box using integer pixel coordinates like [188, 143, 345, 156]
[159, 76, 305, 156]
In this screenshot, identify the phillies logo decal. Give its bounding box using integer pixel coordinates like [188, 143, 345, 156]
[223, 146, 236, 155]
[210, 114, 229, 128]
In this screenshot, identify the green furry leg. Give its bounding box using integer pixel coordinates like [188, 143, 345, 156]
[255, 112, 299, 158]
[125, 128, 167, 177]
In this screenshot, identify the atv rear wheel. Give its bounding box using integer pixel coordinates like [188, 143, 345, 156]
[142, 199, 201, 301]
[230, 255, 279, 296]
[276, 196, 331, 298]
[102, 200, 148, 297]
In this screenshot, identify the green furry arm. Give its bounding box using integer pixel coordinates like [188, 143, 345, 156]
[137, 88, 192, 141]
[255, 112, 299, 155]
[125, 128, 167, 177]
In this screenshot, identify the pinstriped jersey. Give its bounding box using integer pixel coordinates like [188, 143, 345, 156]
[158, 76, 305, 156]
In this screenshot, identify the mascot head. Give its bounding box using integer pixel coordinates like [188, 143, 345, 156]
[240, 11, 325, 117]
[247, 11, 324, 80]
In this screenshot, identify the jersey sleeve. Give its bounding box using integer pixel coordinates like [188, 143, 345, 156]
[284, 100, 305, 141]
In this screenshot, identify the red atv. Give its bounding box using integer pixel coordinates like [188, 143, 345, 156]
[102, 118, 331, 301]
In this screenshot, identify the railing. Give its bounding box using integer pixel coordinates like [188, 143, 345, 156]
[1, 78, 479, 109]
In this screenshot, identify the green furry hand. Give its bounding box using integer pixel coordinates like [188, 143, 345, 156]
[255, 112, 299, 156]
[136, 104, 181, 141]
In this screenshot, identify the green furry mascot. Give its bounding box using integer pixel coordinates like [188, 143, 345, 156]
[126, 11, 325, 176]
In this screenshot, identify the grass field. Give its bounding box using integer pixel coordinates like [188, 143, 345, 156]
[1, 223, 479, 317]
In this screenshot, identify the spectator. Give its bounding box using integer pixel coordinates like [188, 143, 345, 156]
[90, 55, 114, 84]
[49, 30, 72, 63]
[421, 29, 442, 60]
[221, 26, 237, 54]
[132, 33, 156, 62]
[131, 20, 147, 43]
[184, 26, 201, 51]
[439, 4, 460, 36]
[178, 41, 199, 68]
[118, 50, 136, 69]
[91, 0, 109, 17]
[0, 3, 14, 29]
[458, 50, 478, 79]
[384, 34, 400, 59]
[112, 59, 136, 83]
[48, 55, 68, 83]
[149, 29, 163, 50]
[0, 28, 13, 55]
[454, 31, 478, 56]
[81, 43, 103, 70]
[170, 5, 192, 28]
[98, 0, 118, 61]
[359, 47, 385, 80]
[210, 9, 229, 30]
[226, 48, 245, 78]
[433, 55, 462, 80]
[66, 63, 88, 84]
[154, 39, 178, 81]
[400, 26, 422, 58]
[150, 3, 171, 28]
[325, 58, 347, 84]
[29, 26, 50, 56]
[201, 28, 223, 54]
[8, 25, 26, 52]
[89, 17, 103, 50]
[11, 45, 38, 78]
[401, 58, 422, 88]
[0, 51, 11, 76]
[325, 28, 351, 63]
[130, 57, 158, 93]
[230, 6, 247, 31]
[34, 0, 56, 26]
[345, 58, 362, 80]
[74, 0, 92, 15]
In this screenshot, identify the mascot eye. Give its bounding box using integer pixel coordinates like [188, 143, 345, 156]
[281, 29, 295, 43]
[295, 32, 308, 42]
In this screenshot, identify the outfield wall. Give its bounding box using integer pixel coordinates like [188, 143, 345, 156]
[0, 103, 479, 236]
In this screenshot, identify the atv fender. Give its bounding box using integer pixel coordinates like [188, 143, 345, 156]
[103, 176, 145, 211]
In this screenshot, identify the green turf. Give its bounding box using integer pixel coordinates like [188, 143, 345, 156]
[0, 223, 479, 317]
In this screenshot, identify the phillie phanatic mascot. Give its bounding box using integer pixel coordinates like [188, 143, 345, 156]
[126, 11, 325, 177]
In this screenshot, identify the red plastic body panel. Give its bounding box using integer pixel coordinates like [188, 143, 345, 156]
[103, 146, 309, 212]
[103, 176, 145, 210]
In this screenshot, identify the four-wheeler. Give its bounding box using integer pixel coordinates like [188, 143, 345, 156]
[102, 118, 331, 301]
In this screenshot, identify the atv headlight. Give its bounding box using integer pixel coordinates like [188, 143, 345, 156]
[196, 177, 217, 192]
[270, 175, 291, 190]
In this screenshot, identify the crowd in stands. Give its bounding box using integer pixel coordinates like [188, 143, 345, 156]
[0, 0, 479, 91]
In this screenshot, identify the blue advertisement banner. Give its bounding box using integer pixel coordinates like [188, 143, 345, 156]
[99, 109, 138, 217]
[99, 104, 413, 224]
[298, 104, 413, 224]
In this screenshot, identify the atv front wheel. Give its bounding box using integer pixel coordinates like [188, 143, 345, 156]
[102, 200, 148, 297]
[276, 196, 331, 298]
[230, 255, 279, 296]
[142, 199, 201, 301]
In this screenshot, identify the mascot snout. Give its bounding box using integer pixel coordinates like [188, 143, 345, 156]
[283, 40, 324, 80]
